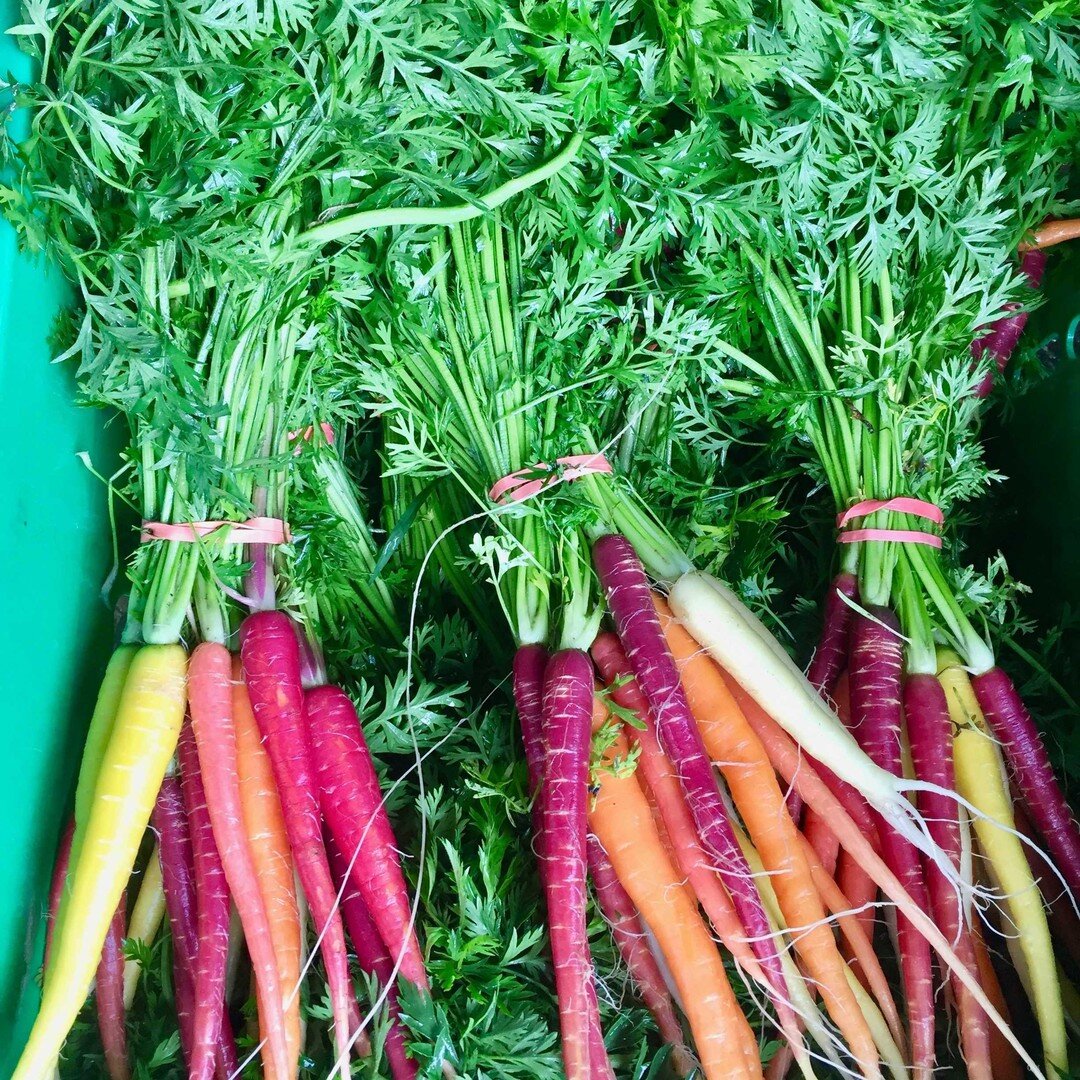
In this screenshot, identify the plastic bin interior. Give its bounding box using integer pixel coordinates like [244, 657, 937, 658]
[1, 3, 120, 1070]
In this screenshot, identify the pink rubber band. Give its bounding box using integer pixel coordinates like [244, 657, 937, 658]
[287, 422, 335, 449]
[836, 497, 943, 548]
[141, 517, 291, 545]
[488, 454, 613, 505]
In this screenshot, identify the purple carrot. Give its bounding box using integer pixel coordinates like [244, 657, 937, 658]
[540, 649, 611, 1080]
[153, 780, 237, 1076]
[515, 643, 611, 1077]
[905, 673, 991, 1080]
[586, 834, 696, 1077]
[96, 895, 129, 1080]
[328, 834, 418, 1080]
[970, 665, 1080, 901]
[513, 643, 549, 831]
[848, 608, 934, 1080]
[154, 777, 199, 1065]
[307, 682, 428, 992]
[972, 250, 1048, 397]
[807, 571, 859, 696]
[178, 720, 231, 1080]
[592, 534, 791, 1016]
[241, 610, 357, 1073]
[43, 819, 74, 970]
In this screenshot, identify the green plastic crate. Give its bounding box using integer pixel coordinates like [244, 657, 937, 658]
[1, 4, 120, 1070]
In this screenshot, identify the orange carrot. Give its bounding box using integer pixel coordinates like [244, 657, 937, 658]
[1018, 218, 1080, 251]
[971, 923, 1021, 1080]
[588, 722, 761, 1080]
[232, 658, 302, 1080]
[654, 598, 881, 1078]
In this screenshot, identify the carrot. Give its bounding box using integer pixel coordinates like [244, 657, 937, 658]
[153, 777, 240, 1079]
[588, 723, 761, 1080]
[1018, 217, 1080, 250]
[586, 833, 696, 1077]
[592, 537, 791, 1024]
[47, 647, 137, 988]
[654, 596, 881, 1078]
[515, 644, 611, 1075]
[716, 660, 1046, 1079]
[795, 835, 904, 1051]
[847, 608, 934, 1080]
[971, 921, 1021, 1080]
[306, 683, 428, 990]
[43, 822, 74, 972]
[328, 834, 418, 1080]
[938, 653, 1067, 1076]
[807, 571, 858, 697]
[240, 609, 355, 1076]
[122, 845, 166, 1010]
[177, 719, 231, 1080]
[536, 649, 609, 1080]
[589, 633, 816, 1070]
[14, 644, 187, 1080]
[96, 897, 129, 1080]
[232, 656, 302, 1080]
[188, 642, 292, 1080]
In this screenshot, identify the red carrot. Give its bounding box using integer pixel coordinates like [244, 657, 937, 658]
[96, 896, 129, 1080]
[904, 672, 991, 1080]
[513, 643, 610, 1074]
[188, 642, 291, 1080]
[972, 250, 1048, 397]
[306, 683, 427, 991]
[240, 610, 356, 1073]
[540, 649, 608, 1080]
[328, 835, 418, 1080]
[848, 608, 934, 1080]
[44, 821, 74, 971]
[592, 535, 789, 1012]
[586, 834, 696, 1076]
[970, 665, 1080, 899]
[178, 720, 231, 1080]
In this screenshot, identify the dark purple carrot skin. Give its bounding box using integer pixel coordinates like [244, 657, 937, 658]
[515, 644, 611, 1077]
[154, 777, 199, 1064]
[43, 818, 74, 969]
[807, 571, 859, 697]
[307, 682, 428, 992]
[847, 608, 934, 1080]
[904, 674, 992, 1080]
[586, 834, 696, 1077]
[540, 649, 610, 1080]
[328, 835, 418, 1080]
[178, 720, 231, 1080]
[240, 609, 357, 1065]
[970, 665, 1080, 901]
[96, 895, 130, 1080]
[592, 533, 790, 1010]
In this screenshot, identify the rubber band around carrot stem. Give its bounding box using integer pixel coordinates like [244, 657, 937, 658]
[488, 454, 613, 504]
[140, 517, 291, 545]
[836, 497, 943, 548]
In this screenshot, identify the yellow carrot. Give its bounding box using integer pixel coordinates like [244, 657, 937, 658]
[122, 845, 167, 1009]
[938, 651, 1066, 1077]
[47, 645, 138, 987]
[14, 645, 187, 1080]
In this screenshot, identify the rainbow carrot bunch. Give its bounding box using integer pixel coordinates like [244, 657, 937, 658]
[350, 205, 1057, 1080]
